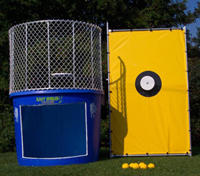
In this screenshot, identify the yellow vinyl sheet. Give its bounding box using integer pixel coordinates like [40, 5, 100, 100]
[109, 29, 191, 156]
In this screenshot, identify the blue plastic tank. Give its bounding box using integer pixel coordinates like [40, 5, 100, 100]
[9, 20, 103, 166]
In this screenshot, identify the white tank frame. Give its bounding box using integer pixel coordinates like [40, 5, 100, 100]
[9, 20, 103, 94]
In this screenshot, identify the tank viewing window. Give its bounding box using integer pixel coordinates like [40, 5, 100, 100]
[21, 102, 88, 158]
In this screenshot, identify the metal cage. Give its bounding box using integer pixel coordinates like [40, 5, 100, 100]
[9, 20, 103, 94]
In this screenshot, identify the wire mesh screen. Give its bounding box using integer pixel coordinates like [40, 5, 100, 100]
[9, 20, 103, 94]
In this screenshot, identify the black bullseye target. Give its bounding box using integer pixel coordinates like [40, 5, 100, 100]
[135, 71, 162, 97]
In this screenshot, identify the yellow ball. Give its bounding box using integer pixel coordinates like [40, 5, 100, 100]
[148, 163, 155, 169]
[129, 163, 139, 169]
[122, 163, 129, 169]
[139, 163, 147, 169]
[139, 162, 145, 167]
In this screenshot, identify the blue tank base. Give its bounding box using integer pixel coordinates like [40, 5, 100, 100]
[10, 89, 102, 166]
[17, 155, 99, 166]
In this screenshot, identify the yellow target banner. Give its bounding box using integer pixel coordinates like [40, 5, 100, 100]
[108, 28, 191, 156]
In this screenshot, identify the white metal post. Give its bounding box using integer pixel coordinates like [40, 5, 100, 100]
[72, 22, 76, 87]
[106, 22, 112, 157]
[90, 27, 94, 88]
[184, 26, 192, 156]
[9, 30, 14, 93]
[99, 31, 103, 90]
[47, 21, 51, 88]
[25, 24, 28, 90]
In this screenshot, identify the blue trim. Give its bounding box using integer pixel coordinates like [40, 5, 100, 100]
[10, 89, 104, 98]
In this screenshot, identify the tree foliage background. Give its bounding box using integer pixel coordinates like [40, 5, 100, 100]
[0, 0, 200, 152]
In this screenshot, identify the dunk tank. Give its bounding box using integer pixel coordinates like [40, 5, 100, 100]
[9, 20, 103, 166]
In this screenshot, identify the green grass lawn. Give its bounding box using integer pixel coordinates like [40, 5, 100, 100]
[0, 147, 200, 176]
